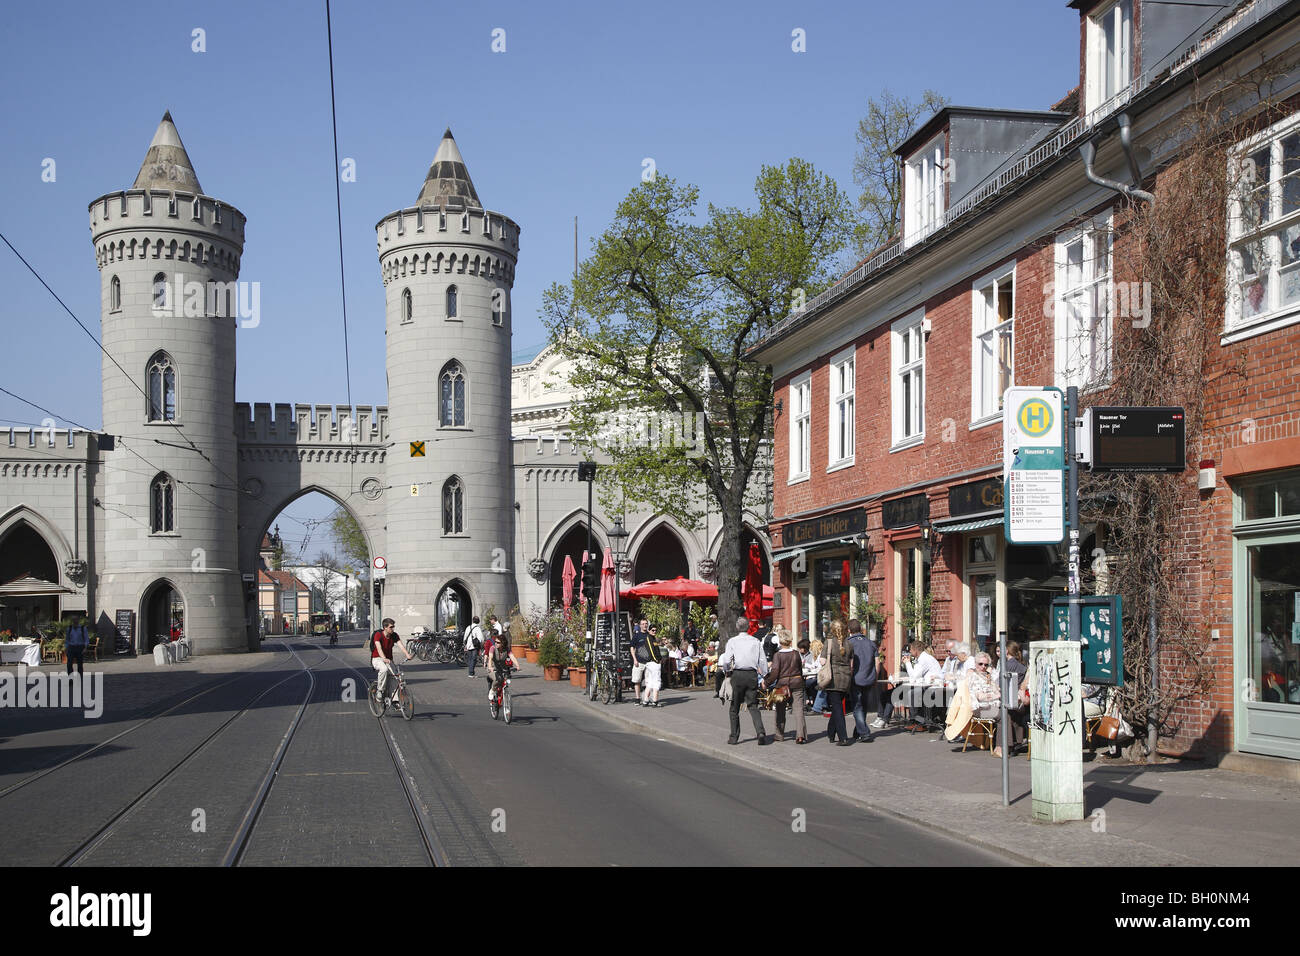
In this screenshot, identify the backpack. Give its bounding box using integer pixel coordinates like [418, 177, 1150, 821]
[469, 624, 484, 651]
[634, 635, 659, 664]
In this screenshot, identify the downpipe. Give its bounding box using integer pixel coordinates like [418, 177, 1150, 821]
[1078, 112, 1155, 205]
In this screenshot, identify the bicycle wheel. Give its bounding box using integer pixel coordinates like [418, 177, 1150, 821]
[489, 687, 500, 721]
[602, 669, 613, 705]
[367, 681, 384, 718]
[399, 683, 414, 720]
[454, 647, 466, 666]
[434, 641, 451, 664]
[587, 664, 598, 701]
[502, 686, 512, 724]
[420, 642, 434, 662]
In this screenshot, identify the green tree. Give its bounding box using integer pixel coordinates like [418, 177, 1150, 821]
[851, 88, 948, 255]
[329, 507, 368, 571]
[542, 160, 851, 646]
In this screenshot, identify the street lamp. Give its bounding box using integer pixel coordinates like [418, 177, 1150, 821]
[608, 516, 629, 692]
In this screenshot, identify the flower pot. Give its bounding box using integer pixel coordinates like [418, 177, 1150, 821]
[569, 667, 588, 688]
[543, 665, 565, 681]
[524, 649, 540, 663]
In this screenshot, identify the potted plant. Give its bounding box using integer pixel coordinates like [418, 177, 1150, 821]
[568, 641, 589, 687]
[538, 631, 569, 681]
[855, 596, 888, 643]
[896, 586, 933, 644]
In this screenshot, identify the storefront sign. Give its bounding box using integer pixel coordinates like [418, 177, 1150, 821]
[1003, 387, 1065, 544]
[114, 609, 134, 655]
[782, 507, 867, 549]
[882, 494, 929, 530]
[948, 477, 1003, 518]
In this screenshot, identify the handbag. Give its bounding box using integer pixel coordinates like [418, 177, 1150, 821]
[769, 684, 790, 704]
[817, 652, 833, 690]
[1094, 696, 1122, 741]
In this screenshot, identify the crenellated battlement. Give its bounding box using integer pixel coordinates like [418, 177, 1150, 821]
[90, 189, 245, 276]
[235, 403, 389, 445]
[376, 204, 519, 263]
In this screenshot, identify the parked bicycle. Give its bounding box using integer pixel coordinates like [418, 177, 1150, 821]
[368, 662, 414, 720]
[588, 653, 620, 705]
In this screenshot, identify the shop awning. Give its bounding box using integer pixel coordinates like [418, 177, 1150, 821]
[0, 573, 77, 597]
[934, 515, 1003, 533]
[772, 547, 805, 563]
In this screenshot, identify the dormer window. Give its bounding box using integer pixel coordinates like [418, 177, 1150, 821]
[1087, 0, 1133, 115]
[904, 134, 946, 247]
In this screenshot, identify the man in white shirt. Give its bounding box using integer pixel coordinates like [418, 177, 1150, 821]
[717, 617, 769, 746]
[900, 640, 943, 730]
[464, 616, 486, 678]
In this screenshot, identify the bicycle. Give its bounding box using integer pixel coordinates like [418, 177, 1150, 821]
[367, 662, 414, 720]
[488, 663, 513, 724]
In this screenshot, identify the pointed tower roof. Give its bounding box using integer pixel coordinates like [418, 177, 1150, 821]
[416, 129, 481, 208]
[132, 111, 203, 194]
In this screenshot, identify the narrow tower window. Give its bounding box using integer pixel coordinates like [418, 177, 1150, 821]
[401, 287, 413, 324]
[440, 360, 467, 426]
[446, 285, 458, 318]
[153, 272, 169, 313]
[442, 476, 464, 534]
[110, 275, 122, 312]
[147, 351, 178, 422]
[151, 473, 176, 533]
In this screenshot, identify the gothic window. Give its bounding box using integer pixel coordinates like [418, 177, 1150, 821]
[147, 351, 178, 421]
[440, 360, 466, 426]
[401, 287, 413, 324]
[491, 289, 505, 326]
[442, 476, 464, 534]
[153, 272, 168, 312]
[151, 473, 176, 533]
[110, 275, 121, 312]
[446, 285, 458, 318]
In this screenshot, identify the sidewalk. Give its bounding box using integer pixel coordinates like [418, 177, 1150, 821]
[527, 665, 1300, 867]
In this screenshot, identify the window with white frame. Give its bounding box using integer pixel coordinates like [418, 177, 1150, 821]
[788, 372, 811, 481]
[1054, 217, 1113, 391]
[1226, 113, 1300, 335]
[829, 349, 854, 466]
[972, 267, 1014, 422]
[892, 311, 925, 446]
[904, 135, 946, 247]
[150, 473, 176, 534]
[1087, 0, 1132, 115]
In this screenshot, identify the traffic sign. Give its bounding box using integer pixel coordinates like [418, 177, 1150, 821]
[1078, 407, 1185, 473]
[373, 556, 387, 580]
[1003, 387, 1065, 544]
[410, 441, 425, 457]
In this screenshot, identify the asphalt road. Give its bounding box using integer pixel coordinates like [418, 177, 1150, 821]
[0, 635, 1015, 867]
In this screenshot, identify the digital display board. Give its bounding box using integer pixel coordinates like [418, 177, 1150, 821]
[1086, 407, 1185, 473]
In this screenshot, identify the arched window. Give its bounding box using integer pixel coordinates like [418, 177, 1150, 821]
[446, 284, 458, 318]
[491, 288, 505, 326]
[152, 272, 168, 312]
[151, 473, 176, 533]
[402, 287, 413, 323]
[110, 275, 122, 312]
[442, 477, 464, 534]
[439, 360, 466, 426]
[147, 351, 178, 421]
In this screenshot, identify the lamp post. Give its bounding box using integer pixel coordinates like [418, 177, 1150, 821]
[577, 460, 597, 638]
[609, 516, 629, 695]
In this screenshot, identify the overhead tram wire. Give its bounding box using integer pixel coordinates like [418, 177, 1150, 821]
[0, 229, 248, 495]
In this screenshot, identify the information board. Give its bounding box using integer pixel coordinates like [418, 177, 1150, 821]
[595, 611, 632, 660]
[1051, 594, 1123, 686]
[1082, 406, 1186, 473]
[1003, 387, 1065, 544]
[114, 609, 135, 655]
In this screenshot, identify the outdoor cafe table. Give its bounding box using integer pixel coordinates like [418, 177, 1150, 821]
[0, 641, 42, 666]
[887, 677, 957, 731]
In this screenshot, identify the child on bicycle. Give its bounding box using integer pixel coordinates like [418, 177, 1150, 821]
[486, 634, 519, 703]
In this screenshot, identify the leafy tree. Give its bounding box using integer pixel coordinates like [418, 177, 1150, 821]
[311, 550, 348, 616]
[542, 160, 852, 646]
[329, 507, 369, 573]
[851, 88, 948, 255]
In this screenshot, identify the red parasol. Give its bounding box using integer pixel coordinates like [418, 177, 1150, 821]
[598, 547, 618, 613]
[621, 576, 718, 601]
[561, 554, 576, 610]
[742, 542, 763, 633]
[578, 550, 590, 604]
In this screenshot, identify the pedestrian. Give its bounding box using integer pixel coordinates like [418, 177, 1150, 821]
[642, 646, 662, 707]
[820, 619, 854, 745]
[65, 614, 89, 677]
[465, 615, 486, 678]
[847, 618, 877, 742]
[807, 638, 829, 714]
[764, 628, 807, 743]
[629, 619, 651, 700]
[717, 616, 768, 745]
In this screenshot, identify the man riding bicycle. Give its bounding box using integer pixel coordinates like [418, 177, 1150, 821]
[486, 633, 519, 703]
[371, 618, 413, 704]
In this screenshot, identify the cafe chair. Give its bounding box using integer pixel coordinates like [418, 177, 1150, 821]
[87, 636, 100, 662]
[963, 714, 999, 754]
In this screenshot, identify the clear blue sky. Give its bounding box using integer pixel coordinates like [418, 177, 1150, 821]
[0, 0, 1081, 434]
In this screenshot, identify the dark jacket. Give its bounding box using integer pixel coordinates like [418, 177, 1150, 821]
[824, 638, 853, 693]
[848, 635, 877, 686]
[66, 625, 89, 648]
[766, 647, 803, 691]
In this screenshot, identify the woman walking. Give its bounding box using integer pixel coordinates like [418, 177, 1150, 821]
[764, 629, 808, 743]
[821, 620, 854, 745]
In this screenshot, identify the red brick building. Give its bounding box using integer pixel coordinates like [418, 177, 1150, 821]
[751, 0, 1300, 761]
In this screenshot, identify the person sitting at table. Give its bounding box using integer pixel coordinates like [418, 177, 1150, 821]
[968, 652, 1001, 720]
[939, 638, 961, 679]
[947, 643, 974, 677]
[994, 641, 1028, 757]
[807, 639, 829, 715]
[798, 638, 819, 711]
[675, 642, 696, 686]
[901, 640, 943, 729]
[706, 642, 723, 697]
[870, 647, 893, 729]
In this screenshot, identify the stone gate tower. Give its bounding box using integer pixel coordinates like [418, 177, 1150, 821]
[89, 112, 249, 653]
[376, 130, 520, 632]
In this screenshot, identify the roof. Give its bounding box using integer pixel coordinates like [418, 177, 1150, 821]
[895, 106, 1071, 160]
[132, 111, 203, 194]
[264, 570, 307, 591]
[416, 129, 481, 208]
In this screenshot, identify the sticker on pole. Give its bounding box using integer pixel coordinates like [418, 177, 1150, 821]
[1003, 387, 1065, 545]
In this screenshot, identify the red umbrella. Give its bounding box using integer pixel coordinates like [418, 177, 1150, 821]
[740, 581, 774, 613]
[561, 554, 576, 610]
[578, 550, 590, 604]
[598, 547, 617, 613]
[743, 543, 764, 633]
[621, 577, 718, 601]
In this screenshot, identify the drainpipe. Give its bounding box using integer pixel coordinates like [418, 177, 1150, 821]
[1078, 113, 1155, 204]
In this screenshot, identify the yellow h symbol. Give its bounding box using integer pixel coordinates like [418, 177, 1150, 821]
[1019, 399, 1052, 436]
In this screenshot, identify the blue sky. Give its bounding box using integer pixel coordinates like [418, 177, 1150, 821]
[0, 0, 1081, 537]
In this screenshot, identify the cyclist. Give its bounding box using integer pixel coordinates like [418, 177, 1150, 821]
[486, 633, 519, 704]
[371, 618, 413, 705]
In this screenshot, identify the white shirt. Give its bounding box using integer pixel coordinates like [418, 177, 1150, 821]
[801, 651, 821, 679]
[904, 650, 942, 683]
[464, 623, 484, 651]
[718, 634, 769, 677]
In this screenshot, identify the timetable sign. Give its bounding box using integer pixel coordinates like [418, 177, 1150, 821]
[1003, 387, 1065, 545]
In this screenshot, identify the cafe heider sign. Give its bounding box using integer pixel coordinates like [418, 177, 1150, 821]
[1003, 387, 1065, 545]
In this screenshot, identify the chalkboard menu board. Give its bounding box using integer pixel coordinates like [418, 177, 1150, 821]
[114, 609, 135, 655]
[595, 611, 632, 660]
